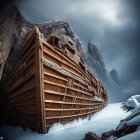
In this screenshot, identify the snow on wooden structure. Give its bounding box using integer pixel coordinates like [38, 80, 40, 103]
[3, 25, 108, 133]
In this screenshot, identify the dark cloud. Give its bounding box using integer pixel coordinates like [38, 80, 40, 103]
[12, 0, 140, 93]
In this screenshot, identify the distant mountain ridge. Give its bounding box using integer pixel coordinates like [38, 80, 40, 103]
[0, 1, 124, 102]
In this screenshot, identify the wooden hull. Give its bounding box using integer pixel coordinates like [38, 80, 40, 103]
[3, 26, 107, 133]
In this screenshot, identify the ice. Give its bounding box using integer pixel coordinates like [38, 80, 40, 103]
[111, 95, 140, 140]
[0, 103, 129, 140]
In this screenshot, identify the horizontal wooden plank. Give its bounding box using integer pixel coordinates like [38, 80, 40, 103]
[73, 82, 88, 91]
[42, 42, 92, 80]
[45, 106, 102, 111]
[44, 80, 93, 97]
[43, 49, 87, 80]
[45, 100, 102, 106]
[44, 80, 66, 88]
[45, 108, 103, 120]
[42, 55, 85, 82]
[43, 72, 67, 82]
[42, 59, 90, 87]
[44, 90, 102, 103]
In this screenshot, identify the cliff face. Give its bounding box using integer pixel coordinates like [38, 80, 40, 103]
[0, 2, 123, 102]
[0, 1, 32, 81]
[110, 69, 119, 85]
[87, 40, 107, 82]
[86, 41, 124, 102]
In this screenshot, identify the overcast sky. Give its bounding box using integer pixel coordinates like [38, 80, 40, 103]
[13, 0, 140, 93]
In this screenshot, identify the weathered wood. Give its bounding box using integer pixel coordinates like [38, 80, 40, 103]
[3, 25, 108, 134]
[34, 26, 46, 133]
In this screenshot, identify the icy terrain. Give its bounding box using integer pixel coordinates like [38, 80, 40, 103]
[112, 95, 140, 140]
[0, 103, 129, 140]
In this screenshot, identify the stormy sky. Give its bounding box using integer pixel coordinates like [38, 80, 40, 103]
[13, 0, 140, 93]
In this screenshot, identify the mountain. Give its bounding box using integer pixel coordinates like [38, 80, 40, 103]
[86, 41, 124, 102]
[0, 1, 123, 102]
[110, 69, 119, 85]
[87, 40, 108, 83]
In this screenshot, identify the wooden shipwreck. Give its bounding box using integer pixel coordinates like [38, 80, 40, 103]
[3, 26, 108, 133]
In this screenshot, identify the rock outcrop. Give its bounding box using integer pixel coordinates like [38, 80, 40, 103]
[110, 69, 119, 85]
[0, 1, 123, 102]
[86, 41, 124, 102]
[0, 1, 32, 81]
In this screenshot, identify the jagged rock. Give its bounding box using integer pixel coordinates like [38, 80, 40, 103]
[110, 69, 119, 85]
[87, 40, 107, 82]
[83, 132, 102, 140]
[86, 40, 124, 102]
[0, 1, 32, 81]
[38, 21, 87, 61]
[101, 130, 116, 140]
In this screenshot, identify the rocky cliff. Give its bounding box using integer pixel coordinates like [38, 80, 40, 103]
[110, 69, 119, 85]
[86, 41, 124, 102]
[0, 1, 32, 81]
[0, 1, 124, 102]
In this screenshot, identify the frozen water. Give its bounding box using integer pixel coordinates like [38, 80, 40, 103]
[0, 103, 130, 140]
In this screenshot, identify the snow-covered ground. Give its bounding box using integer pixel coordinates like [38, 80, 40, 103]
[0, 103, 129, 140]
[110, 95, 140, 140]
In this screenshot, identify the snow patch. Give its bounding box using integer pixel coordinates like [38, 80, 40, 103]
[125, 95, 140, 108]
